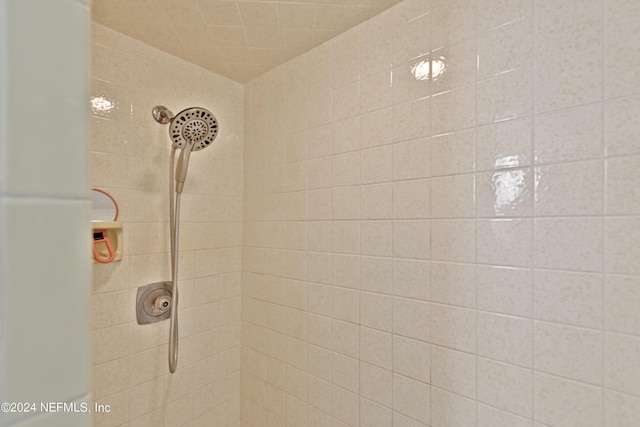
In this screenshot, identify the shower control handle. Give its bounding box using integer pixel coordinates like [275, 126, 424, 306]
[154, 296, 171, 312]
[136, 281, 173, 324]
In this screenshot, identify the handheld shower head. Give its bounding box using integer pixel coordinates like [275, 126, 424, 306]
[168, 107, 219, 192]
[153, 105, 219, 373]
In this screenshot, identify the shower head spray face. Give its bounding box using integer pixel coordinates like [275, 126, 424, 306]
[170, 107, 218, 151]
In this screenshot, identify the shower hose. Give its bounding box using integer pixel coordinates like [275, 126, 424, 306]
[169, 147, 180, 373]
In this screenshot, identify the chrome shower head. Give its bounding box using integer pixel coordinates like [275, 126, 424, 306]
[169, 107, 218, 151]
[152, 106, 219, 193]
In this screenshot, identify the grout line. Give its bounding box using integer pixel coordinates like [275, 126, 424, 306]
[601, 0, 608, 416]
[473, 0, 480, 423]
[530, 0, 537, 422]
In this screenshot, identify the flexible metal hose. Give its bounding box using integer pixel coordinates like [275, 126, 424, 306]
[169, 147, 179, 373]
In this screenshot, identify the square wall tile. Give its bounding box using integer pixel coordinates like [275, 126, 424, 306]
[605, 390, 640, 427]
[431, 40, 477, 95]
[430, 303, 475, 353]
[605, 0, 640, 99]
[431, 345, 475, 398]
[607, 156, 640, 215]
[534, 103, 603, 164]
[477, 265, 532, 317]
[478, 17, 532, 80]
[393, 259, 430, 300]
[534, 218, 603, 272]
[393, 374, 430, 423]
[476, 168, 533, 218]
[362, 183, 393, 219]
[361, 70, 393, 114]
[392, 97, 431, 143]
[430, 261, 476, 308]
[332, 221, 360, 255]
[360, 293, 393, 333]
[393, 297, 430, 342]
[391, 3, 432, 65]
[333, 186, 360, 219]
[605, 332, 640, 396]
[477, 0, 532, 33]
[431, 174, 475, 218]
[393, 179, 430, 219]
[534, 161, 604, 216]
[308, 157, 332, 190]
[430, 388, 477, 427]
[533, 0, 603, 112]
[332, 352, 359, 393]
[431, 220, 476, 263]
[361, 220, 393, 257]
[361, 146, 393, 184]
[430, 129, 475, 177]
[361, 256, 393, 294]
[431, 84, 476, 135]
[478, 312, 532, 367]
[360, 398, 393, 427]
[333, 151, 360, 187]
[393, 220, 430, 259]
[393, 335, 430, 383]
[606, 217, 640, 275]
[605, 274, 640, 336]
[360, 327, 393, 377]
[534, 372, 603, 427]
[360, 362, 392, 406]
[605, 95, 640, 157]
[392, 57, 431, 105]
[430, 0, 477, 49]
[332, 287, 359, 324]
[477, 68, 532, 125]
[361, 109, 393, 149]
[476, 117, 532, 172]
[534, 321, 602, 385]
[393, 137, 431, 180]
[477, 219, 533, 267]
[477, 357, 532, 417]
[333, 117, 361, 154]
[534, 269, 603, 329]
[477, 403, 533, 427]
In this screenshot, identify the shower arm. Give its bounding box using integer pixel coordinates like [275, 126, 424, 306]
[153, 105, 174, 124]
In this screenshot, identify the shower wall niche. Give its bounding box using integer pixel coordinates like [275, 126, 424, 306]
[90, 23, 244, 426]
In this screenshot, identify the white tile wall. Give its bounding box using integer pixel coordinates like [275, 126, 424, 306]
[242, 0, 640, 426]
[90, 24, 244, 427]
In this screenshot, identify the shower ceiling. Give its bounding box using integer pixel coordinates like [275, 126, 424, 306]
[92, 0, 405, 83]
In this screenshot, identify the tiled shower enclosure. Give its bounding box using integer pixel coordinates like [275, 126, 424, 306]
[90, 0, 640, 426]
